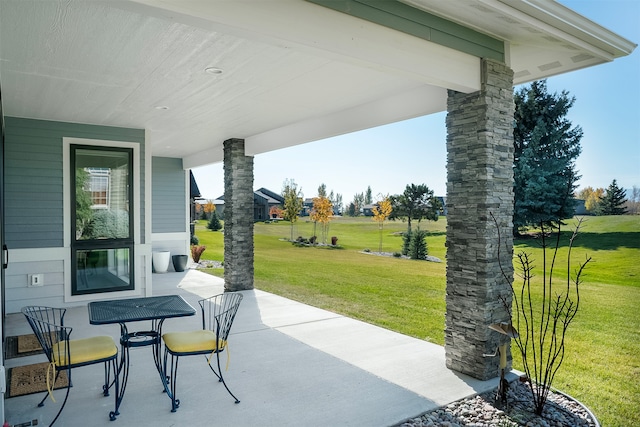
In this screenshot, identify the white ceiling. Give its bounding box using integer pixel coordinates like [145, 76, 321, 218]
[0, 0, 634, 169]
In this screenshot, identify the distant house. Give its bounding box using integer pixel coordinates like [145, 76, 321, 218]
[574, 199, 588, 215]
[302, 198, 314, 216]
[363, 204, 375, 216]
[213, 187, 285, 222]
[254, 188, 285, 221]
[436, 196, 447, 216]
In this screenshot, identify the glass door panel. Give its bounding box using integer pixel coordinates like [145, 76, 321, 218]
[71, 146, 134, 295]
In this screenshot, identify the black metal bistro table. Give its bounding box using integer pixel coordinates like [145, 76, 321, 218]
[88, 295, 196, 420]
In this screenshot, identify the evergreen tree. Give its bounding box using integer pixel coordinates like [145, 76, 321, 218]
[317, 183, 327, 198]
[351, 192, 364, 216]
[598, 179, 628, 215]
[207, 210, 222, 231]
[365, 186, 373, 205]
[513, 80, 582, 234]
[346, 202, 356, 217]
[408, 229, 428, 260]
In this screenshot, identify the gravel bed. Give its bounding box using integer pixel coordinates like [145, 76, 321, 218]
[396, 380, 597, 427]
[195, 260, 224, 269]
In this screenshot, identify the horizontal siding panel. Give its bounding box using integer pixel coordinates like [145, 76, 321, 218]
[152, 157, 186, 233]
[4, 215, 65, 225]
[5, 173, 63, 183]
[5, 196, 64, 207]
[5, 116, 145, 249]
[5, 141, 61, 155]
[6, 260, 63, 280]
[6, 234, 62, 247]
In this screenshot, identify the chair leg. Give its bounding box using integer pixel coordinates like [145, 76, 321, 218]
[165, 351, 181, 412]
[102, 361, 110, 397]
[209, 350, 240, 404]
[48, 367, 72, 427]
[37, 369, 64, 407]
[110, 357, 120, 421]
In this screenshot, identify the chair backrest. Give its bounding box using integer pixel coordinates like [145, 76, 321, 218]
[21, 306, 72, 366]
[198, 292, 243, 342]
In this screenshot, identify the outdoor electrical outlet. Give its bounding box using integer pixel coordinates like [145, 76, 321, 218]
[29, 274, 44, 287]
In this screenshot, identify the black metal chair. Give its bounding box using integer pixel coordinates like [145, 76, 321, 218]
[21, 306, 119, 426]
[162, 292, 243, 412]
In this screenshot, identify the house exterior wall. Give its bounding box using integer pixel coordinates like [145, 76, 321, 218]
[151, 156, 190, 268]
[3, 117, 147, 312]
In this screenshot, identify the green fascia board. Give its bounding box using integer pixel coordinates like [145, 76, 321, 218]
[307, 0, 504, 62]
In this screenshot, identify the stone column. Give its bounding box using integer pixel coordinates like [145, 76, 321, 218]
[223, 138, 254, 291]
[444, 58, 515, 380]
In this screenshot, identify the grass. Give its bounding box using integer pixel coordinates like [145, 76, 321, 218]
[194, 215, 640, 427]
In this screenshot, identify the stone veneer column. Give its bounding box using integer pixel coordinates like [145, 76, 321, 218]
[223, 138, 254, 291]
[444, 59, 515, 380]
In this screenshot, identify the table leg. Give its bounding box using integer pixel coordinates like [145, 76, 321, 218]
[106, 319, 178, 420]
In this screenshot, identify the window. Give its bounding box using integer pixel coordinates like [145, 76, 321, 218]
[86, 168, 110, 208]
[71, 145, 134, 295]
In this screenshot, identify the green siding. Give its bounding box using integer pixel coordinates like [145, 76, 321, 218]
[4, 117, 145, 249]
[152, 157, 186, 233]
[307, 0, 504, 62]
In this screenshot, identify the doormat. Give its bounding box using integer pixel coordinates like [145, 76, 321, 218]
[6, 362, 69, 398]
[5, 334, 44, 359]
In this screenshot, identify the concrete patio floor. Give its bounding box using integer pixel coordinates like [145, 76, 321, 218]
[4, 269, 512, 427]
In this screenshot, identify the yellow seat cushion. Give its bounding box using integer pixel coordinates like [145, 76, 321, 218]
[163, 330, 226, 354]
[52, 335, 117, 366]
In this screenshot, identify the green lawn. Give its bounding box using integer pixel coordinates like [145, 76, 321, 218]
[194, 215, 640, 427]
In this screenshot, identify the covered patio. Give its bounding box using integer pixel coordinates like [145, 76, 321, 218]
[4, 269, 512, 427]
[1, 1, 635, 425]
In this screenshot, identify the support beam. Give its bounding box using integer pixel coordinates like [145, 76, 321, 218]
[444, 58, 515, 380]
[223, 139, 254, 291]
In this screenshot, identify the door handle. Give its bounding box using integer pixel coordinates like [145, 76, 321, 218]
[2, 244, 7, 269]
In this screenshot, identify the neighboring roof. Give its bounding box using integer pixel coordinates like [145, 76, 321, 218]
[254, 190, 281, 204]
[0, 1, 634, 168]
[256, 188, 285, 204]
[189, 171, 201, 199]
[215, 188, 283, 205]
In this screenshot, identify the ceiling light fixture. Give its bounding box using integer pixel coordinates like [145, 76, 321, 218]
[155, 106, 169, 110]
[205, 67, 223, 75]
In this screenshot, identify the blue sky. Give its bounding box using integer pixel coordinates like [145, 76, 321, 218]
[193, 0, 639, 205]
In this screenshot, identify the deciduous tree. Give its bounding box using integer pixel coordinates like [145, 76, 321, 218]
[282, 179, 304, 241]
[310, 196, 333, 244]
[372, 196, 392, 252]
[513, 80, 582, 234]
[389, 184, 440, 233]
[624, 186, 640, 215]
[203, 199, 216, 220]
[269, 205, 282, 219]
[577, 187, 604, 214]
[350, 192, 365, 216]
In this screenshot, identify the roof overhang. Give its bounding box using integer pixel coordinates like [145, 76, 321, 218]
[0, 0, 634, 169]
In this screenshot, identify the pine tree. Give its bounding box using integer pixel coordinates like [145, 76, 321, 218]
[408, 229, 428, 260]
[365, 186, 373, 205]
[207, 210, 222, 231]
[513, 80, 582, 234]
[598, 179, 628, 215]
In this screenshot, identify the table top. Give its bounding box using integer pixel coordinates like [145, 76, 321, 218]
[88, 295, 196, 325]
